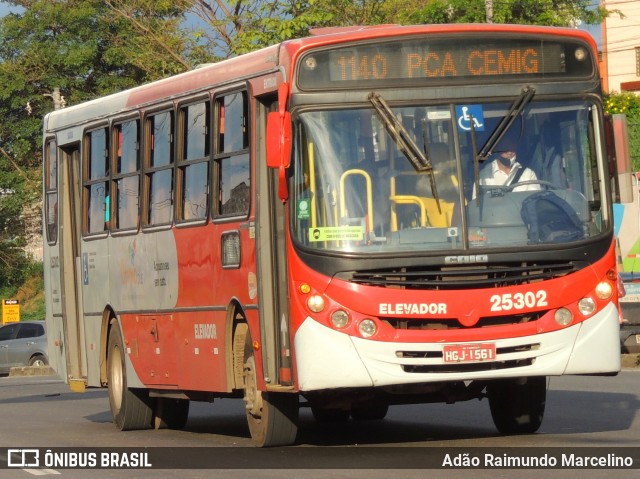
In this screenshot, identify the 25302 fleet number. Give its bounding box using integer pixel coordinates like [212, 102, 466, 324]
[490, 291, 548, 311]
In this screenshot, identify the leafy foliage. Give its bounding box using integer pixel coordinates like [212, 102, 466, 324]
[605, 91, 640, 119]
[186, 0, 615, 58]
[604, 92, 640, 172]
[0, 0, 201, 289]
[404, 0, 610, 26]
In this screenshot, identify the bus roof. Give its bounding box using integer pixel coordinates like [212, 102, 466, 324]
[44, 23, 597, 132]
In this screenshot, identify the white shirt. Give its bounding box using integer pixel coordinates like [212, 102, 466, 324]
[479, 156, 539, 191]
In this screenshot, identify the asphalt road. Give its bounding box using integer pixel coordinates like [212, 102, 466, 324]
[0, 371, 639, 478]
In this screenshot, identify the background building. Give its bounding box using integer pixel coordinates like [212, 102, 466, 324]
[601, 0, 640, 93]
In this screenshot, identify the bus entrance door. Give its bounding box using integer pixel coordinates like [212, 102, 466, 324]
[256, 94, 293, 389]
[57, 145, 86, 391]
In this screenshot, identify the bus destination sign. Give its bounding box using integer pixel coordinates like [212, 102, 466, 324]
[297, 37, 594, 89]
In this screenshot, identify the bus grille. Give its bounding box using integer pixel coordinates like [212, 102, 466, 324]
[397, 343, 540, 359]
[383, 311, 546, 330]
[339, 261, 578, 290]
[401, 358, 534, 373]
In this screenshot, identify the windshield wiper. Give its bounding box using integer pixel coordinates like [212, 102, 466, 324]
[477, 86, 535, 162]
[472, 86, 536, 204]
[368, 91, 441, 213]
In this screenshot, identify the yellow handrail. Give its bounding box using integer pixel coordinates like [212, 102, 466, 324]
[308, 142, 317, 228]
[339, 169, 374, 234]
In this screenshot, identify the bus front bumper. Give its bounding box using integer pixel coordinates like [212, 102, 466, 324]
[294, 302, 621, 392]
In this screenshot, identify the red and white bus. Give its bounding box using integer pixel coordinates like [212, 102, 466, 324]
[43, 24, 621, 447]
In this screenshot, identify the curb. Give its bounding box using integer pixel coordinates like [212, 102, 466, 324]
[9, 366, 56, 377]
[621, 354, 640, 369]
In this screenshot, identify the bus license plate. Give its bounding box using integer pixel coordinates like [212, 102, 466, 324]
[443, 343, 496, 363]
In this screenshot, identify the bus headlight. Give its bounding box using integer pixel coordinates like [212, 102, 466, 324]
[578, 297, 596, 316]
[358, 319, 377, 338]
[307, 295, 325, 313]
[331, 310, 350, 329]
[554, 308, 573, 326]
[595, 281, 613, 300]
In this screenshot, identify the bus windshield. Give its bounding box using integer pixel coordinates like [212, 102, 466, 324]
[291, 99, 605, 253]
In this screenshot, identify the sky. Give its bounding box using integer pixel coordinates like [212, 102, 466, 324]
[0, 2, 18, 16]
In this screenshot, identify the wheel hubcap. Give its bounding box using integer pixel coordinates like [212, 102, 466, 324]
[110, 346, 123, 411]
[243, 355, 263, 418]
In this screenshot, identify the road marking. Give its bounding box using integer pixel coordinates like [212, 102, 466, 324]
[23, 469, 61, 476]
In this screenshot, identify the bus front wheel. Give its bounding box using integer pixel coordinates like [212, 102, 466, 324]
[487, 376, 546, 434]
[242, 330, 298, 447]
[107, 320, 154, 431]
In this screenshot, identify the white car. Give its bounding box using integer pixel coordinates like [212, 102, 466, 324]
[0, 321, 48, 375]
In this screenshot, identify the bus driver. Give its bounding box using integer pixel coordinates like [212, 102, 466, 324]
[479, 129, 540, 192]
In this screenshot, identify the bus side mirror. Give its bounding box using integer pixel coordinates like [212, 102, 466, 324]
[266, 83, 292, 202]
[606, 113, 633, 204]
[266, 111, 292, 169]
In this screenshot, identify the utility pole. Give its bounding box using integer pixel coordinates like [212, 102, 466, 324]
[486, 0, 493, 23]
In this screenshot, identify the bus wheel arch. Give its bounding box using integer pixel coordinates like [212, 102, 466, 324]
[227, 300, 248, 391]
[99, 306, 117, 386]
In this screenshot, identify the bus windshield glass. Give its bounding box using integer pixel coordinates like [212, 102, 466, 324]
[291, 99, 605, 253]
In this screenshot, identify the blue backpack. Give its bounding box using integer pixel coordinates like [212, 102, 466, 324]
[520, 191, 584, 244]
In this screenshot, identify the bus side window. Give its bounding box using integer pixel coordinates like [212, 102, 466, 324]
[214, 91, 250, 218]
[45, 140, 58, 244]
[178, 101, 210, 221]
[145, 111, 175, 226]
[84, 127, 109, 235]
[113, 119, 140, 231]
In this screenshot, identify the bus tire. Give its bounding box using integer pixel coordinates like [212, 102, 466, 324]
[107, 320, 154, 431]
[487, 376, 546, 434]
[311, 407, 350, 423]
[242, 330, 298, 447]
[154, 398, 190, 430]
[351, 402, 389, 421]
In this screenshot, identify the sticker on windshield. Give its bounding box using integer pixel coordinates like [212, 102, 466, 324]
[456, 105, 485, 132]
[297, 198, 311, 220]
[309, 226, 364, 242]
[427, 110, 451, 121]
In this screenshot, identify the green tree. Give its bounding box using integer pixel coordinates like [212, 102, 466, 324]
[605, 92, 640, 172]
[404, 0, 611, 26]
[605, 91, 640, 119]
[186, 0, 333, 57]
[0, 0, 199, 290]
[187, 0, 617, 58]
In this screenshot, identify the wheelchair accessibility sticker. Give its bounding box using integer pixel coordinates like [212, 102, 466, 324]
[456, 105, 485, 131]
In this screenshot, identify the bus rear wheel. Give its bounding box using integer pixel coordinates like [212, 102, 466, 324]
[487, 376, 546, 434]
[242, 329, 298, 447]
[107, 320, 154, 431]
